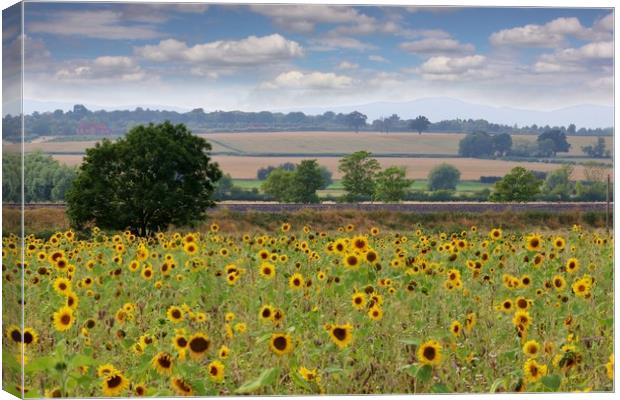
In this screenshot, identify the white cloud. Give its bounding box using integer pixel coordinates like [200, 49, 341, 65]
[400, 38, 474, 55]
[55, 56, 147, 82]
[594, 12, 614, 32]
[260, 70, 354, 90]
[490, 15, 613, 47]
[369, 55, 388, 63]
[337, 61, 359, 70]
[28, 10, 162, 40]
[134, 34, 303, 66]
[249, 5, 363, 33]
[308, 37, 375, 51]
[534, 41, 613, 73]
[417, 55, 487, 81]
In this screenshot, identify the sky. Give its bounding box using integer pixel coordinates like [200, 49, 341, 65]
[4, 3, 615, 118]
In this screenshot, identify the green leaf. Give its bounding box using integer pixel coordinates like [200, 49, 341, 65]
[235, 367, 280, 394]
[24, 355, 57, 374]
[541, 374, 561, 391]
[399, 364, 419, 377]
[323, 367, 344, 374]
[68, 354, 96, 370]
[489, 377, 506, 393]
[2, 350, 21, 373]
[399, 338, 420, 346]
[289, 371, 311, 391]
[431, 383, 449, 393]
[255, 333, 272, 344]
[416, 364, 433, 383]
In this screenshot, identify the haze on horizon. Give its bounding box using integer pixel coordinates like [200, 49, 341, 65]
[3, 3, 614, 127]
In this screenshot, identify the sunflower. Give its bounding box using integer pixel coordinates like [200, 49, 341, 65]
[523, 359, 547, 383]
[172, 334, 188, 353]
[182, 242, 198, 255]
[53, 277, 72, 295]
[299, 366, 319, 382]
[22, 327, 38, 346]
[465, 313, 476, 333]
[170, 377, 193, 396]
[269, 333, 294, 356]
[66, 291, 79, 309]
[526, 234, 543, 252]
[152, 352, 173, 375]
[281, 223, 291, 232]
[571, 278, 591, 298]
[141, 266, 153, 280]
[370, 227, 380, 236]
[367, 305, 383, 321]
[53, 306, 75, 332]
[207, 360, 225, 383]
[450, 321, 462, 337]
[219, 345, 230, 359]
[101, 372, 129, 397]
[515, 297, 530, 311]
[553, 236, 566, 250]
[522, 340, 540, 358]
[351, 292, 367, 310]
[606, 354, 613, 380]
[289, 273, 305, 290]
[489, 228, 502, 240]
[259, 262, 276, 279]
[351, 236, 369, 252]
[566, 258, 579, 274]
[167, 306, 184, 323]
[343, 254, 360, 269]
[512, 310, 532, 329]
[188, 333, 211, 359]
[97, 364, 118, 378]
[327, 323, 353, 349]
[259, 305, 274, 322]
[552, 275, 566, 291]
[417, 340, 443, 366]
[6, 325, 22, 345]
[134, 384, 147, 397]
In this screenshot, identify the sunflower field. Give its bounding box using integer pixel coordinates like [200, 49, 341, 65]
[2, 222, 614, 396]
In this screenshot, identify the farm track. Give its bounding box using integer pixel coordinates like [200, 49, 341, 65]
[5, 202, 612, 213]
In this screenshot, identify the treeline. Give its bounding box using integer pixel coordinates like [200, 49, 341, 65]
[233, 151, 611, 203]
[2, 151, 76, 203]
[3, 104, 612, 140]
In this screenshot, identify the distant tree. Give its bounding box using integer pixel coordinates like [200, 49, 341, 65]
[318, 166, 333, 189]
[409, 115, 430, 135]
[427, 163, 461, 191]
[385, 114, 401, 134]
[491, 167, 542, 202]
[458, 131, 494, 157]
[66, 122, 222, 235]
[262, 168, 296, 202]
[537, 129, 571, 156]
[213, 173, 235, 200]
[338, 151, 381, 201]
[492, 133, 513, 156]
[567, 123, 576, 135]
[541, 165, 574, 201]
[290, 159, 324, 203]
[537, 139, 556, 157]
[373, 166, 412, 202]
[346, 111, 367, 133]
[257, 162, 295, 180]
[581, 137, 610, 158]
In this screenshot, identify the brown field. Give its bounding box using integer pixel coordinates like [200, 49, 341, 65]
[53, 154, 610, 181]
[26, 131, 612, 157]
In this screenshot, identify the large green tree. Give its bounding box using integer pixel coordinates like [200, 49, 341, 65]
[427, 163, 461, 191]
[373, 166, 412, 202]
[537, 129, 571, 156]
[291, 159, 325, 203]
[66, 122, 222, 235]
[262, 168, 296, 202]
[409, 115, 430, 135]
[458, 132, 494, 157]
[491, 167, 542, 202]
[338, 151, 381, 201]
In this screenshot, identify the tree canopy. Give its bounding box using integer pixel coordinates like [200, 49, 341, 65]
[338, 151, 381, 201]
[427, 163, 461, 191]
[66, 122, 222, 235]
[491, 167, 542, 202]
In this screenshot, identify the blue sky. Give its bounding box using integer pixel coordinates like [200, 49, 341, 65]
[9, 3, 614, 115]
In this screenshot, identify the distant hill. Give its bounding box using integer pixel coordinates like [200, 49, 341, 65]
[279, 97, 614, 129]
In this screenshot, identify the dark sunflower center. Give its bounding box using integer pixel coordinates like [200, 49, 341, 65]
[262, 309, 272, 318]
[136, 387, 145, 395]
[517, 299, 527, 308]
[177, 337, 187, 347]
[106, 375, 122, 388]
[60, 314, 71, 325]
[531, 239, 539, 247]
[158, 356, 171, 368]
[59, 283, 67, 290]
[367, 252, 377, 262]
[11, 330, 21, 342]
[423, 346, 436, 360]
[530, 365, 538, 375]
[354, 297, 362, 304]
[171, 310, 181, 319]
[210, 366, 219, 375]
[347, 256, 357, 265]
[333, 327, 347, 341]
[273, 336, 288, 351]
[23, 331, 33, 344]
[189, 337, 210, 353]
[293, 279, 300, 286]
